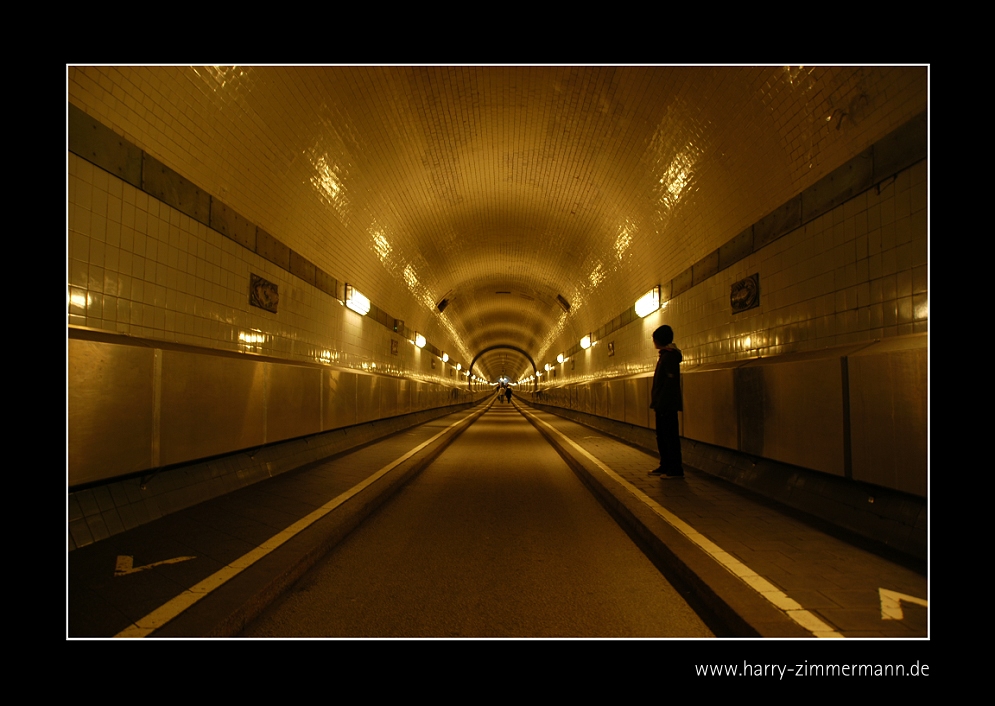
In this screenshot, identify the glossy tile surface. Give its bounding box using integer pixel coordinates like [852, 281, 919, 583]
[68, 66, 927, 383]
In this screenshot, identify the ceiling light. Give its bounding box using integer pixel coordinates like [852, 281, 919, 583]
[635, 285, 661, 318]
[344, 284, 370, 316]
[415, 333, 426, 348]
[580, 334, 592, 349]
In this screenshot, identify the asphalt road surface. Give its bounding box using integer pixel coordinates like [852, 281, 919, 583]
[241, 403, 714, 638]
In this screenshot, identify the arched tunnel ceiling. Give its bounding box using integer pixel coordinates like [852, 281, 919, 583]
[69, 66, 927, 384]
[475, 348, 536, 384]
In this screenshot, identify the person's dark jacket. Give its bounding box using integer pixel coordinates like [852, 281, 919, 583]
[650, 345, 683, 411]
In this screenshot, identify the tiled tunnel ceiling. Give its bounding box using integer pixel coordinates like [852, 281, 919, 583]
[69, 66, 927, 383]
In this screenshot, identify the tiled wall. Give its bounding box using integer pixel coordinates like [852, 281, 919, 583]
[68, 151, 463, 383]
[67, 68, 927, 393]
[68, 127, 927, 393]
[540, 158, 928, 384]
[68, 67, 927, 386]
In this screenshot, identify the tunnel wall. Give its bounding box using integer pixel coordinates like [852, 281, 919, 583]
[69, 329, 485, 488]
[526, 333, 926, 497]
[529, 149, 928, 498]
[68, 105, 490, 490]
[67, 129, 469, 383]
[68, 320, 489, 548]
[67, 86, 926, 523]
[536, 138, 927, 379]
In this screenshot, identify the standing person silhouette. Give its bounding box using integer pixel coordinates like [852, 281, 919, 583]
[505, 387, 512, 404]
[648, 325, 685, 479]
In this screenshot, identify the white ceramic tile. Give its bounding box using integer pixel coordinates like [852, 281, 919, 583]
[69, 67, 927, 385]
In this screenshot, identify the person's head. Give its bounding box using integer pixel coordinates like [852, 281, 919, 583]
[652, 325, 674, 347]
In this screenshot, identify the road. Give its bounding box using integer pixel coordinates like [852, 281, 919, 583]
[242, 403, 713, 637]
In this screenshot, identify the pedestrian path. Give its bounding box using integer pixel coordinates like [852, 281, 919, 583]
[517, 402, 927, 638]
[68, 404, 487, 637]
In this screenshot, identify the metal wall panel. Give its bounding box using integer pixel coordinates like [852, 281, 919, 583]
[848, 337, 927, 496]
[719, 226, 755, 271]
[592, 383, 606, 417]
[68, 103, 143, 187]
[754, 194, 802, 249]
[683, 367, 739, 450]
[751, 357, 845, 476]
[289, 251, 317, 286]
[380, 377, 399, 418]
[734, 365, 766, 456]
[68, 339, 155, 486]
[356, 374, 379, 423]
[267, 363, 322, 443]
[210, 201, 257, 252]
[91, 327, 928, 500]
[324, 369, 358, 430]
[570, 384, 591, 412]
[142, 155, 212, 225]
[577, 385, 591, 414]
[692, 250, 720, 285]
[159, 350, 266, 466]
[529, 335, 926, 497]
[397, 379, 411, 416]
[623, 376, 651, 428]
[68, 332, 476, 486]
[801, 149, 873, 222]
[873, 113, 927, 181]
[607, 379, 626, 421]
[411, 381, 425, 412]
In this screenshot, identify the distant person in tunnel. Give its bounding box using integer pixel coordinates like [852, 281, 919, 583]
[649, 325, 684, 479]
[505, 387, 512, 404]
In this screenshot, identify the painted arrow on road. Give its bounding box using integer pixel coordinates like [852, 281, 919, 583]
[115, 555, 195, 577]
[879, 588, 928, 620]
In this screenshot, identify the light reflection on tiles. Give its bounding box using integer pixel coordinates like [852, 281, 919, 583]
[68, 67, 926, 385]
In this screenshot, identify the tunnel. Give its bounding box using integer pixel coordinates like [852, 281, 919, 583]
[67, 66, 928, 640]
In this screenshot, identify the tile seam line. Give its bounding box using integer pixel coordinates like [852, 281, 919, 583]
[114, 404, 488, 638]
[521, 407, 844, 639]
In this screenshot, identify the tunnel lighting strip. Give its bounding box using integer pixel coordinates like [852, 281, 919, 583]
[635, 286, 661, 318]
[344, 284, 370, 316]
[114, 405, 488, 638]
[519, 407, 844, 639]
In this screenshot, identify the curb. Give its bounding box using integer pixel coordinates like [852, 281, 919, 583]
[517, 402, 810, 638]
[151, 400, 493, 637]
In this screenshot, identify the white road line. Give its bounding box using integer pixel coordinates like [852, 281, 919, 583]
[522, 408, 844, 639]
[879, 588, 928, 620]
[114, 555, 195, 576]
[115, 405, 486, 638]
